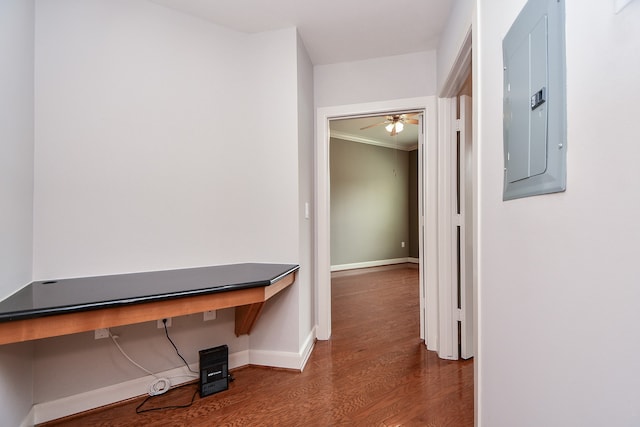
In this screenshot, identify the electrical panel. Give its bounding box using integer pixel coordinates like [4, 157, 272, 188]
[503, 0, 566, 200]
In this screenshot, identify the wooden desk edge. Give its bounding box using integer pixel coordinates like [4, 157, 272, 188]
[0, 270, 297, 345]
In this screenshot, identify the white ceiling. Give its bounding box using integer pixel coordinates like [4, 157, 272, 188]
[149, 0, 455, 65]
[148, 1, 445, 149]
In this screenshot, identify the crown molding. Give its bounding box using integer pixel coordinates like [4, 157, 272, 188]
[329, 130, 416, 151]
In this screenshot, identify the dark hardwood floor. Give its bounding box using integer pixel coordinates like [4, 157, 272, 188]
[41, 265, 473, 426]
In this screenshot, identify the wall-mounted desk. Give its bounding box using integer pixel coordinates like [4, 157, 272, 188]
[0, 263, 299, 345]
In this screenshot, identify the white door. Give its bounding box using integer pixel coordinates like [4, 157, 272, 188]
[436, 94, 473, 360]
[458, 95, 474, 359]
[418, 113, 426, 340]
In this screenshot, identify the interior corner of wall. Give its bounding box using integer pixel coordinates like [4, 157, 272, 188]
[614, 0, 634, 14]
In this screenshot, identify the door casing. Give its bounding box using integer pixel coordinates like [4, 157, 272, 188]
[314, 96, 439, 349]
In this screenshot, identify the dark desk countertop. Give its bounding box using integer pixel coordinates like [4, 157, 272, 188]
[0, 263, 299, 323]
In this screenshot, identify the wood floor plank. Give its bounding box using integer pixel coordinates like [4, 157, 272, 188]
[40, 265, 473, 426]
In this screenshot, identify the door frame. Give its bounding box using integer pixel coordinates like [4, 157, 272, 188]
[435, 28, 474, 361]
[314, 96, 438, 347]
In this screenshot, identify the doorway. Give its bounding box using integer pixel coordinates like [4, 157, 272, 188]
[328, 113, 420, 273]
[315, 97, 439, 347]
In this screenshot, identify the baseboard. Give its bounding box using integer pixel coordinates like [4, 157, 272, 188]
[299, 327, 316, 371]
[249, 327, 316, 371]
[407, 257, 419, 264]
[33, 363, 200, 425]
[330, 258, 411, 272]
[32, 335, 316, 425]
[34, 349, 244, 425]
[20, 407, 34, 427]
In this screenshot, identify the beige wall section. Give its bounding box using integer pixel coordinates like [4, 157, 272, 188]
[330, 138, 411, 266]
[408, 150, 419, 259]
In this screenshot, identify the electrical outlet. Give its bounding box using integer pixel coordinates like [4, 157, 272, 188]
[94, 328, 109, 339]
[203, 310, 217, 321]
[401, 241, 406, 248]
[157, 318, 172, 328]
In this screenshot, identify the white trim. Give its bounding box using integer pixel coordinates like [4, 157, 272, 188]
[329, 130, 417, 152]
[439, 28, 472, 98]
[231, 349, 250, 368]
[439, 12, 477, 423]
[31, 336, 315, 425]
[459, 94, 474, 360]
[436, 96, 459, 361]
[249, 327, 316, 371]
[417, 112, 426, 341]
[331, 258, 411, 272]
[20, 408, 34, 427]
[472, 10, 480, 424]
[423, 103, 440, 354]
[315, 96, 437, 344]
[408, 257, 420, 264]
[299, 327, 316, 371]
[316, 104, 332, 341]
[33, 363, 201, 425]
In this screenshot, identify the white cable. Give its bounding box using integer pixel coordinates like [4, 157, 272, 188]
[109, 331, 173, 396]
[109, 332, 156, 376]
[148, 378, 171, 396]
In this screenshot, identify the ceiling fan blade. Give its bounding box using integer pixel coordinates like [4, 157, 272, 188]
[404, 119, 419, 125]
[359, 122, 386, 130]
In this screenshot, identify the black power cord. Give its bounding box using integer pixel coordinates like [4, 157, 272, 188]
[162, 318, 198, 375]
[135, 319, 200, 414]
[136, 381, 198, 414]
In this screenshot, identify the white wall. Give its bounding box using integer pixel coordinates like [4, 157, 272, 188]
[33, 310, 243, 403]
[34, 0, 298, 279]
[232, 28, 317, 360]
[476, 1, 640, 425]
[237, 25, 301, 355]
[314, 51, 437, 107]
[0, 0, 36, 425]
[31, 0, 308, 406]
[0, 0, 35, 302]
[436, 0, 474, 94]
[295, 33, 316, 347]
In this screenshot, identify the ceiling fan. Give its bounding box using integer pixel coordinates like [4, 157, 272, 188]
[360, 113, 419, 136]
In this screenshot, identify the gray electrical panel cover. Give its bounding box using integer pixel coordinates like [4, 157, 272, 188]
[503, 0, 566, 200]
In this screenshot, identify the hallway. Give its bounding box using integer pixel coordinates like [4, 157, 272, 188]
[43, 265, 473, 426]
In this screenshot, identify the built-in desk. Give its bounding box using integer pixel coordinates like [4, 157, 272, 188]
[0, 263, 299, 345]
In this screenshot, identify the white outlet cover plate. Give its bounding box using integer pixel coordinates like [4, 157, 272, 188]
[94, 328, 109, 339]
[203, 310, 217, 321]
[157, 318, 172, 328]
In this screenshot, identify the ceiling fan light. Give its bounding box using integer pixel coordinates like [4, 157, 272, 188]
[385, 123, 394, 133]
[396, 122, 404, 133]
